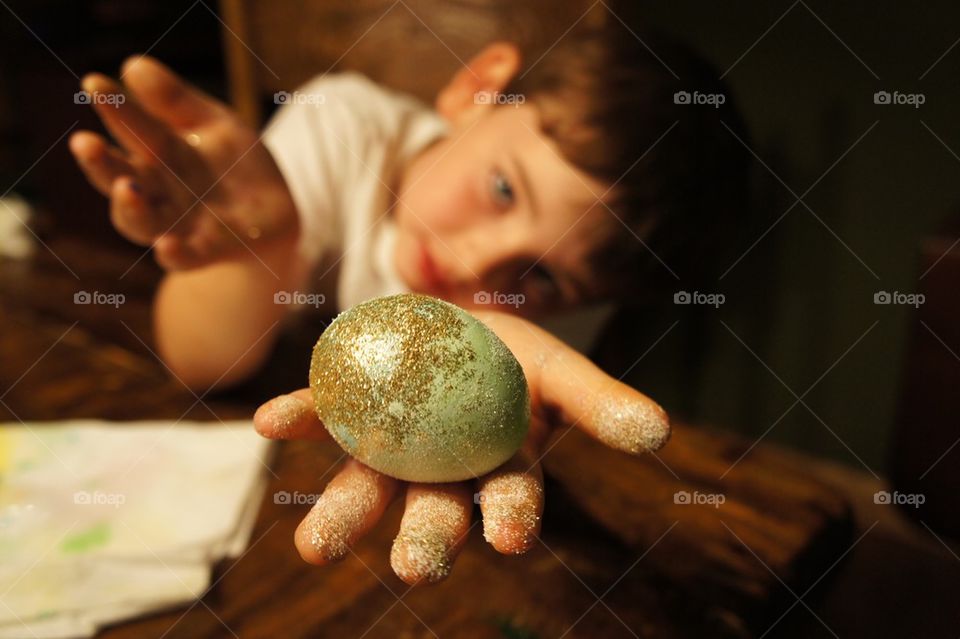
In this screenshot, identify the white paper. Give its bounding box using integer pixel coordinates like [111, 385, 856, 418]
[0, 421, 274, 638]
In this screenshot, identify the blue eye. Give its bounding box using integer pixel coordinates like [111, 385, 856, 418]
[490, 170, 515, 207]
[527, 264, 559, 299]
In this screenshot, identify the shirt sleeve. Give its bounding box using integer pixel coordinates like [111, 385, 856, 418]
[261, 74, 375, 271]
[261, 72, 448, 312]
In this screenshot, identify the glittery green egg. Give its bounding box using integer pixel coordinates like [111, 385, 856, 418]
[309, 293, 530, 482]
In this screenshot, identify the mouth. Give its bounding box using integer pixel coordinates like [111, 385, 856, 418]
[416, 239, 449, 294]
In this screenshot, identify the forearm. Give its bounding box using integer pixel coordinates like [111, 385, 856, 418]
[153, 234, 306, 392]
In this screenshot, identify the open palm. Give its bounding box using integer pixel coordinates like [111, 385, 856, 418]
[254, 309, 670, 585]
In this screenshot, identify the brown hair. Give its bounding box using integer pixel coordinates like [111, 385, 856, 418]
[503, 20, 751, 304]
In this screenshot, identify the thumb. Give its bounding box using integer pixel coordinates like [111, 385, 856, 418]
[120, 55, 225, 130]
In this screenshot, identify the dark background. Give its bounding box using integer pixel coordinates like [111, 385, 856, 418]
[636, 1, 960, 483]
[1, 0, 958, 481]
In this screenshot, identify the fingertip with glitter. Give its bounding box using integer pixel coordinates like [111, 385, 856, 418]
[254, 391, 325, 440]
[594, 397, 671, 455]
[479, 471, 543, 554]
[390, 485, 472, 585]
[294, 461, 397, 564]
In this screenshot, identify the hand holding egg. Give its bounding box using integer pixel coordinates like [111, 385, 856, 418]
[255, 295, 671, 585]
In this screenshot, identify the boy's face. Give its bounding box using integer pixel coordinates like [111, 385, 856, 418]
[393, 103, 612, 319]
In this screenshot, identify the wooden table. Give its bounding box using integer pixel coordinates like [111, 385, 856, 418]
[2, 235, 957, 638]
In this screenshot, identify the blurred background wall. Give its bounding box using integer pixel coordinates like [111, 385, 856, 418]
[627, 2, 959, 478]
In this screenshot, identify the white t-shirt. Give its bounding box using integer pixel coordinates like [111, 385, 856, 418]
[263, 72, 614, 354]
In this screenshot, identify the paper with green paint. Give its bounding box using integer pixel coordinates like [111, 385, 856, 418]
[0, 421, 272, 638]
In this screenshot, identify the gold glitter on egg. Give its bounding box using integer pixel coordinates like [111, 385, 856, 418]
[309, 294, 530, 482]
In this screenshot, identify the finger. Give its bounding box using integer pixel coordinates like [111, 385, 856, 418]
[390, 482, 473, 586]
[254, 389, 330, 441]
[121, 55, 226, 130]
[475, 312, 671, 455]
[109, 175, 156, 245]
[80, 72, 187, 166]
[295, 459, 399, 564]
[542, 347, 671, 454]
[69, 130, 135, 196]
[477, 448, 544, 554]
[577, 380, 671, 454]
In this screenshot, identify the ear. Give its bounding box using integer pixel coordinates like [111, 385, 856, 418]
[436, 42, 522, 125]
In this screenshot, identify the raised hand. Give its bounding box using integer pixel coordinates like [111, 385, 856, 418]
[69, 56, 297, 270]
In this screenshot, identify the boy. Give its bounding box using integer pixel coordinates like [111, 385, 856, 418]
[70, 21, 746, 584]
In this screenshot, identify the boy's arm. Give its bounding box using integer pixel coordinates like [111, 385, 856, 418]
[69, 56, 314, 390]
[154, 231, 305, 392]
